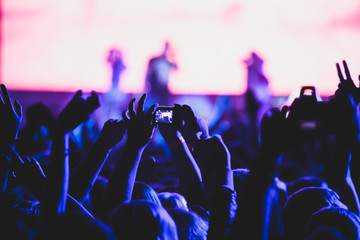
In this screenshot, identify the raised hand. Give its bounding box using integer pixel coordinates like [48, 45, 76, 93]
[97, 119, 126, 149]
[329, 94, 360, 147]
[57, 90, 100, 133]
[335, 60, 360, 104]
[100, 94, 157, 219]
[195, 135, 232, 188]
[68, 119, 126, 202]
[10, 150, 46, 198]
[177, 104, 210, 148]
[259, 106, 291, 157]
[0, 84, 22, 148]
[122, 94, 157, 149]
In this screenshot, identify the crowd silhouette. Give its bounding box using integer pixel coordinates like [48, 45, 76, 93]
[1, 51, 360, 240]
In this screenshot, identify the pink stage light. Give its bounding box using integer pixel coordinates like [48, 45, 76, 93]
[2, 0, 360, 96]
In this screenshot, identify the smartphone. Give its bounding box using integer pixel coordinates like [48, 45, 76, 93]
[154, 107, 174, 124]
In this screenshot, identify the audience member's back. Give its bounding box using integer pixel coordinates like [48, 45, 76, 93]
[305, 207, 360, 240]
[281, 187, 347, 240]
[109, 199, 178, 240]
[168, 208, 208, 240]
[305, 226, 347, 240]
[286, 176, 329, 197]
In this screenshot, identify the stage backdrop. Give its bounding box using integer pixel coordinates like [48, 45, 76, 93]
[2, 0, 360, 96]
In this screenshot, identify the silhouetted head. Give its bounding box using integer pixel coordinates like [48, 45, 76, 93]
[107, 48, 123, 65]
[17, 103, 55, 156]
[158, 192, 188, 211]
[168, 208, 208, 240]
[282, 187, 347, 240]
[287, 176, 329, 196]
[109, 200, 178, 240]
[25, 103, 55, 129]
[305, 226, 346, 240]
[305, 207, 360, 240]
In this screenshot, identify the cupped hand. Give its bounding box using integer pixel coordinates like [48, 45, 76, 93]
[97, 119, 126, 149]
[259, 106, 291, 157]
[177, 104, 209, 147]
[57, 90, 100, 133]
[10, 150, 46, 196]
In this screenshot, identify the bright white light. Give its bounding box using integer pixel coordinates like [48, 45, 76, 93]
[3, 0, 360, 96]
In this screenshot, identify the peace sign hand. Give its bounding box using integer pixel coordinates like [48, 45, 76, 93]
[335, 60, 360, 104]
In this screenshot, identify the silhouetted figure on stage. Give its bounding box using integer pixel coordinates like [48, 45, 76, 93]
[107, 48, 126, 91]
[145, 42, 178, 105]
[98, 48, 128, 126]
[244, 52, 272, 126]
[218, 52, 272, 169]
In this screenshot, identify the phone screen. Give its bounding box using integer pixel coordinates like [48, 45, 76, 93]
[155, 108, 173, 124]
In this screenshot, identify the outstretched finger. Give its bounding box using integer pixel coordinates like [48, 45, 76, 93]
[343, 60, 352, 80]
[128, 98, 136, 118]
[14, 99, 22, 117]
[336, 63, 345, 83]
[0, 94, 4, 106]
[73, 90, 83, 100]
[122, 110, 130, 122]
[280, 105, 290, 118]
[146, 104, 158, 125]
[1, 84, 13, 109]
[22, 155, 33, 164]
[87, 91, 100, 111]
[137, 94, 146, 116]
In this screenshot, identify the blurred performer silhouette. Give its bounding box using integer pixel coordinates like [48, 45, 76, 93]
[145, 42, 178, 106]
[244, 52, 272, 126]
[108, 48, 127, 91]
[97, 48, 128, 127]
[214, 52, 272, 169]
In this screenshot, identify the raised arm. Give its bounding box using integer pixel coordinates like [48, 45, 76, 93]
[178, 104, 233, 198]
[230, 107, 289, 240]
[0, 84, 22, 193]
[42, 90, 99, 219]
[335, 60, 360, 105]
[101, 94, 156, 221]
[69, 119, 126, 202]
[10, 149, 46, 199]
[157, 106, 205, 207]
[176, 104, 236, 239]
[325, 60, 360, 216]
